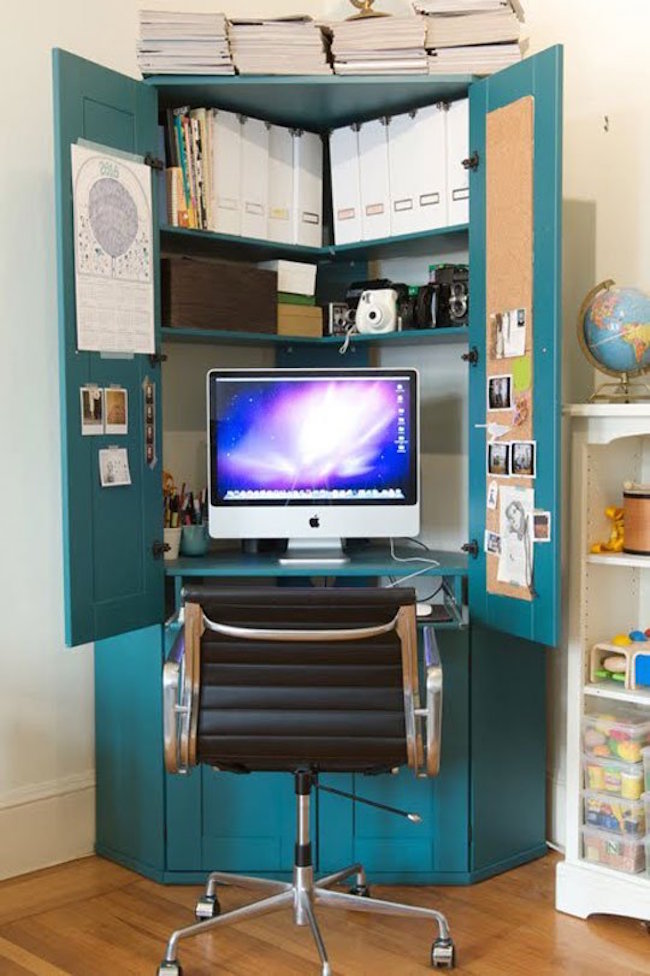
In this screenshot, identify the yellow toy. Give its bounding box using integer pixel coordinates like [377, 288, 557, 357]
[590, 505, 624, 554]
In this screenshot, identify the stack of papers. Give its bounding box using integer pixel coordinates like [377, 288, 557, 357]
[424, 8, 520, 47]
[228, 17, 331, 75]
[326, 16, 428, 75]
[427, 42, 522, 73]
[413, 0, 524, 76]
[137, 10, 234, 75]
[414, 0, 523, 13]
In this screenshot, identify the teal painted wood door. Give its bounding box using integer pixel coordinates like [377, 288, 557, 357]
[467, 46, 563, 647]
[95, 625, 166, 874]
[52, 49, 164, 646]
[318, 629, 470, 882]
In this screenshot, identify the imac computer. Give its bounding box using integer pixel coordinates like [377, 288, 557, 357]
[207, 368, 419, 564]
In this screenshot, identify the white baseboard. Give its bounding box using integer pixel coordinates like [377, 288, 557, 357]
[0, 773, 95, 880]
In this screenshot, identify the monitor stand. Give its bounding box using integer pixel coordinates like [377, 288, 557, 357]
[278, 537, 350, 567]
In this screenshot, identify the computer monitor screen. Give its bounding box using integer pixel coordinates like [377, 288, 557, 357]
[207, 368, 419, 543]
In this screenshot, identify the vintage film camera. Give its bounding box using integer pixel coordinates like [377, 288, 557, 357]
[427, 263, 469, 328]
[326, 302, 356, 336]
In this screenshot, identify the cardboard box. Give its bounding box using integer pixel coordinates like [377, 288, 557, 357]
[161, 256, 277, 333]
[258, 259, 317, 296]
[277, 304, 323, 338]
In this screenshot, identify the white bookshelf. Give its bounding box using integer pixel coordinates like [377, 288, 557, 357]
[556, 404, 650, 922]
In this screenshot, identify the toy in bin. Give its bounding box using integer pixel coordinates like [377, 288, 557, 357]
[581, 826, 645, 874]
[590, 629, 650, 690]
[584, 754, 644, 799]
[583, 790, 646, 837]
[583, 704, 650, 763]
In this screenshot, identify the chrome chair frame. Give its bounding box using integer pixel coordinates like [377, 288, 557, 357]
[158, 599, 454, 975]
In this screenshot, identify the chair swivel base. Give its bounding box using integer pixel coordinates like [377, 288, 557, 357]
[157, 773, 455, 974]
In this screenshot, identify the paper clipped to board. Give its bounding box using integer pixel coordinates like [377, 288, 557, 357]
[71, 143, 155, 355]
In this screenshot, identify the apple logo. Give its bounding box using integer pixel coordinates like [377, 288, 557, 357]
[309, 515, 320, 529]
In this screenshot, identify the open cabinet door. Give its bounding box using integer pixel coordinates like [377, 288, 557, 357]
[467, 46, 563, 647]
[53, 49, 164, 646]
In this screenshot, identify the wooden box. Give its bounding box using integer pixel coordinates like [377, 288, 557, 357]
[161, 256, 277, 333]
[277, 304, 323, 338]
[623, 485, 650, 555]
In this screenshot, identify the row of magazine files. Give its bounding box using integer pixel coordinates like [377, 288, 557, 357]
[163, 99, 469, 248]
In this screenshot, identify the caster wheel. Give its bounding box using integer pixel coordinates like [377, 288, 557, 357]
[431, 938, 455, 969]
[349, 883, 371, 898]
[157, 962, 182, 976]
[195, 894, 221, 921]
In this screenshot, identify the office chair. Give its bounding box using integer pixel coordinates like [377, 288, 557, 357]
[158, 586, 455, 975]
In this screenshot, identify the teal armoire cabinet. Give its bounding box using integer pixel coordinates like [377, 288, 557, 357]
[53, 45, 563, 884]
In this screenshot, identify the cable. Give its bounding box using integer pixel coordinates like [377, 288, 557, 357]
[386, 537, 441, 588]
[389, 537, 441, 567]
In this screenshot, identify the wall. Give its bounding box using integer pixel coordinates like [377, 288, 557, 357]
[2, 0, 649, 878]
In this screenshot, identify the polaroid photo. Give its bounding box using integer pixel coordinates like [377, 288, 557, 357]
[145, 382, 154, 405]
[534, 510, 552, 542]
[145, 403, 154, 423]
[80, 386, 103, 436]
[104, 387, 128, 435]
[99, 447, 132, 487]
[511, 440, 536, 479]
[503, 307, 527, 358]
[484, 530, 502, 555]
[487, 374, 513, 412]
[487, 479, 499, 510]
[487, 442, 510, 478]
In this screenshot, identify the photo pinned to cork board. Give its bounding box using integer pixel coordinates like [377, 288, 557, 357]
[483, 93, 536, 602]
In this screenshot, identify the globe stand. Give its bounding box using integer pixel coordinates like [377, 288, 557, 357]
[589, 371, 650, 403]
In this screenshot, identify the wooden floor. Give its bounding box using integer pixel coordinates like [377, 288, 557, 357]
[0, 854, 648, 975]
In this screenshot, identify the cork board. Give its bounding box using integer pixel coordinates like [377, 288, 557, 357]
[485, 96, 535, 600]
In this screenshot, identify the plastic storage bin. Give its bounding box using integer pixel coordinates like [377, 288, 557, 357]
[583, 704, 650, 763]
[582, 826, 646, 874]
[583, 790, 646, 837]
[583, 754, 644, 800]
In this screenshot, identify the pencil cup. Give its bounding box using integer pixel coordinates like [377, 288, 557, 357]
[163, 527, 182, 561]
[181, 523, 209, 557]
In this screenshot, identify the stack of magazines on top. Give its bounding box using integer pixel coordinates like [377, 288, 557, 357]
[413, 0, 524, 75]
[137, 10, 234, 75]
[228, 16, 331, 75]
[325, 15, 428, 75]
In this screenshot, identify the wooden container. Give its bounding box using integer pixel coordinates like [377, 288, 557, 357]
[161, 256, 277, 333]
[277, 304, 323, 338]
[623, 485, 650, 555]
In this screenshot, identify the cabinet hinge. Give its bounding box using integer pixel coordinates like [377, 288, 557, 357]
[461, 540, 480, 559]
[461, 346, 479, 366]
[144, 153, 165, 171]
[462, 151, 480, 172]
[152, 540, 171, 560]
[149, 352, 168, 367]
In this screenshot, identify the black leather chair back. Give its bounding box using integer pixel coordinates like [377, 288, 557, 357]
[183, 586, 415, 774]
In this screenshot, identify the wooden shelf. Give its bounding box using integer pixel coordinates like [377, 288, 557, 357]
[147, 74, 475, 131]
[584, 682, 650, 706]
[587, 552, 650, 569]
[160, 223, 469, 264]
[161, 325, 469, 347]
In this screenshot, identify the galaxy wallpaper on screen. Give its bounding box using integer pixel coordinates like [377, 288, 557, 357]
[212, 377, 414, 503]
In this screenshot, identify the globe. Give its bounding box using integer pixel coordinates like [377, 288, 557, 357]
[579, 280, 650, 380]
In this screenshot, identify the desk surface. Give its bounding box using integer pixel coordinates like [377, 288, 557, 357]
[164, 545, 468, 580]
